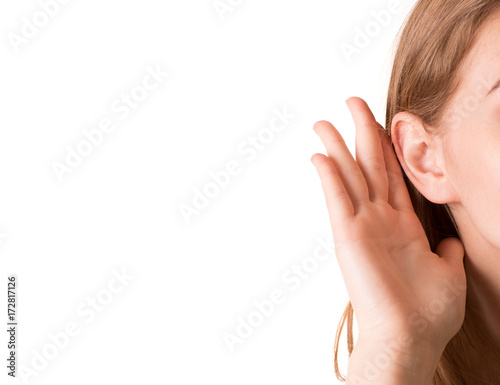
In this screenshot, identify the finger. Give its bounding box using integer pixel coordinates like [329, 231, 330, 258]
[378, 125, 414, 211]
[435, 237, 465, 272]
[346, 97, 389, 203]
[313, 120, 370, 210]
[311, 153, 354, 226]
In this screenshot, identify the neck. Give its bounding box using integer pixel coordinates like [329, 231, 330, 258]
[441, 205, 500, 380]
[449, 205, 500, 351]
[464, 252, 500, 351]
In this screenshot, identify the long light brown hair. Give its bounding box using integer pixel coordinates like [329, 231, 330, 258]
[334, 1, 500, 383]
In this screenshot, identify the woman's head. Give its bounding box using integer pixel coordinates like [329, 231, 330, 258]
[335, 1, 500, 383]
[385, 0, 500, 253]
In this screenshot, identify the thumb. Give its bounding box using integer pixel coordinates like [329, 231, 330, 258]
[435, 237, 465, 268]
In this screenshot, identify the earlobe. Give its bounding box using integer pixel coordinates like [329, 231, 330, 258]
[390, 112, 456, 204]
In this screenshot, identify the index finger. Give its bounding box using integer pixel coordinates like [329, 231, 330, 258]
[346, 97, 389, 203]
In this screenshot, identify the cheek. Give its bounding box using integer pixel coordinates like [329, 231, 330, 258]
[459, 138, 500, 245]
[484, 136, 500, 201]
[442, 133, 476, 197]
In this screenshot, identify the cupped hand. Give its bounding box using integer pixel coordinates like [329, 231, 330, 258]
[311, 97, 466, 352]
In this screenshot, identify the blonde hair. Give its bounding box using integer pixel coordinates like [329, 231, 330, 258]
[334, 0, 500, 383]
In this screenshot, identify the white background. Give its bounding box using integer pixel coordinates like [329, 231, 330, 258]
[0, 0, 417, 384]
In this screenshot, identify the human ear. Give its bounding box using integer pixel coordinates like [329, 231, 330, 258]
[390, 112, 458, 204]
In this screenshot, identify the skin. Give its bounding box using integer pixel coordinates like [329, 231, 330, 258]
[312, 103, 466, 384]
[390, 13, 500, 379]
[392, 10, 500, 354]
[311, 9, 500, 382]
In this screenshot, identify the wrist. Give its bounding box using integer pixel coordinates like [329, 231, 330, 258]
[346, 335, 443, 385]
[357, 330, 444, 360]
